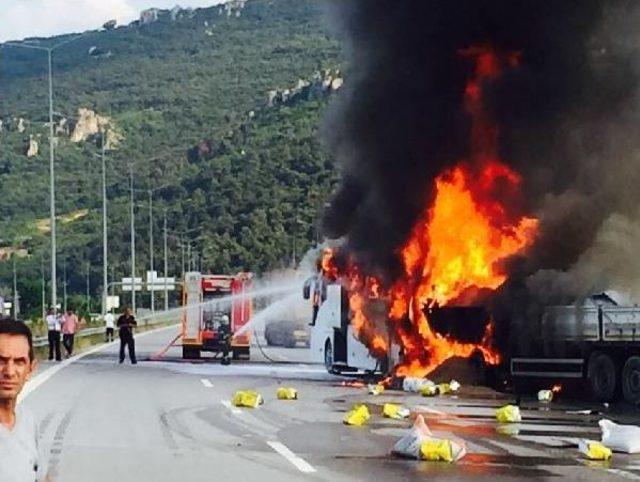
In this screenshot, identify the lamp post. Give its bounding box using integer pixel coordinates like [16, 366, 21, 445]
[4, 33, 88, 315]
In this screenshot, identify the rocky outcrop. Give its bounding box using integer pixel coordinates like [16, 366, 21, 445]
[140, 8, 160, 25]
[70, 108, 122, 149]
[17, 118, 26, 133]
[220, 0, 247, 17]
[25, 135, 39, 158]
[267, 69, 344, 107]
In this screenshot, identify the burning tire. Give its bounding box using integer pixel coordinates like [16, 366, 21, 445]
[324, 339, 333, 372]
[587, 352, 617, 402]
[622, 356, 640, 405]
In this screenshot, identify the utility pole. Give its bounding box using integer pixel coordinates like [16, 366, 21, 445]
[148, 190, 155, 314]
[101, 132, 108, 317]
[62, 260, 67, 313]
[163, 211, 168, 311]
[47, 49, 58, 315]
[130, 164, 136, 313]
[180, 235, 185, 278]
[187, 243, 192, 271]
[86, 264, 90, 313]
[41, 254, 45, 321]
[12, 255, 18, 319]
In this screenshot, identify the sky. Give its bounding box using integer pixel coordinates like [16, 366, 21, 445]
[0, 0, 226, 42]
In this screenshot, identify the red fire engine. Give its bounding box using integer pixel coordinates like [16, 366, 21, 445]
[181, 272, 253, 360]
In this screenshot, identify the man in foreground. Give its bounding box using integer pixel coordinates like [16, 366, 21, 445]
[117, 307, 137, 364]
[0, 318, 47, 481]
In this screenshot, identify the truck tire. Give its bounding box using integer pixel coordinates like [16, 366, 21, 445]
[324, 339, 333, 372]
[588, 352, 617, 402]
[183, 346, 201, 360]
[622, 357, 640, 404]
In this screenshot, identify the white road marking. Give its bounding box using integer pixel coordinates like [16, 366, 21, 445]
[267, 440, 316, 474]
[221, 400, 242, 415]
[200, 378, 213, 388]
[606, 469, 640, 481]
[19, 324, 179, 403]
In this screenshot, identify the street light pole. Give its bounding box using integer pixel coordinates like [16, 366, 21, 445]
[101, 134, 108, 317]
[12, 255, 18, 319]
[4, 34, 89, 316]
[47, 49, 58, 314]
[41, 254, 45, 321]
[130, 164, 136, 313]
[149, 190, 155, 314]
[163, 211, 168, 311]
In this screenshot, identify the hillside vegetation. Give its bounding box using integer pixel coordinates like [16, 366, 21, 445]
[0, 0, 342, 317]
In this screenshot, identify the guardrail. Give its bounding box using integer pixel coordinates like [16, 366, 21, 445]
[33, 317, 175, 347]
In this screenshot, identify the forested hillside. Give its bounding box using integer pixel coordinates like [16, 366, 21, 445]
[0, 0, 342, 316]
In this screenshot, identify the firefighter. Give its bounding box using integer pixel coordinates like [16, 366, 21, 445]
[218, 314, 232, 365]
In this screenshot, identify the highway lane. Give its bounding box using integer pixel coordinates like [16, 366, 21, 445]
[20, 327, 640, 481]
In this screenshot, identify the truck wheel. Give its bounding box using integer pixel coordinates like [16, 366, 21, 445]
[324, 339, 333, 372]
[622, 357, 640, 404]
[588, 352, 617, 402]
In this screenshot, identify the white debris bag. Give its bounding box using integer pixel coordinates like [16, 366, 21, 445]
[403, 377, 434, 393]
[449, 380, 461, 392]
[392, 414, 433, 458]
[600, 419, 640, 454]
[538, 390, 553, 402]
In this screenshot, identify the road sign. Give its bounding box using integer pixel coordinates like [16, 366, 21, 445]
[121, 277, 143, 292]
[146, 271, 176, 290]
[106, 296, 120, 311]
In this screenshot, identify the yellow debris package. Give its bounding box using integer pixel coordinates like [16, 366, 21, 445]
[420, 439, 466, 462]
[579, 439, 612, 461]
[383, 403, 410, 419]
[437, 383, 451, 395]
[368, 384, 385, 396]
[343, 404, 371, 426]
[277, 387, 298, 400]
[232, 390, 263, 408]
[419, 384, 438, 397]
[495, 404, 522, 423]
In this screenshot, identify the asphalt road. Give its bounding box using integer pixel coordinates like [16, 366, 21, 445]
[19, 326, 640, 481]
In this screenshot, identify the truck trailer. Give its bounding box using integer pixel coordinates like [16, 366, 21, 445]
[508, 293, 640, 403]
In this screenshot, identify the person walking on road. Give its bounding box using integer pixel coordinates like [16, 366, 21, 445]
[61, 309, 79, 358]
[45, 308, 61, 362]
[104, 311, 115, 342]
[0, 318, 48, 482]
[117, 307, 137, 364]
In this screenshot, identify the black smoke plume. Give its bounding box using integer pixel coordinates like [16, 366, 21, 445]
[323, 0, 640, 309]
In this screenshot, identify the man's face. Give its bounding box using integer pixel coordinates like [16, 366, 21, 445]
[0, 334, 35, 402]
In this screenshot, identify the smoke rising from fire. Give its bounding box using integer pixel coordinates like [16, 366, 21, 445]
[323, 0, 640, 305]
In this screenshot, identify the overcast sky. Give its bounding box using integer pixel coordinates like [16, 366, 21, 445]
[0, 0, 226, 42]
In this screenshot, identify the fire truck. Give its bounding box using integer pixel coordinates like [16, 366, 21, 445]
[181, 272, 253, 360]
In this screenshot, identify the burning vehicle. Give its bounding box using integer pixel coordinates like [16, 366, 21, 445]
[314, 1, 640, 402]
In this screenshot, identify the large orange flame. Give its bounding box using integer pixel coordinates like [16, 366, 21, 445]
[322, 45, 538, 377]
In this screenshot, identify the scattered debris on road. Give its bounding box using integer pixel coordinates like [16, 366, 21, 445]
[368, 383, 385, 395]
[600, 419, 640, 453]
[420, 438, 467, 462]
[343, 404, 371, 426]
[382, 403, 410, 419]
[232, 390, 263, 408]
[276, 387, 298, 400]
[537, 389, 554, 402]
[579, 439, 612, 461]
[393, 415, 433, 458]
[496, 404, 522, 423]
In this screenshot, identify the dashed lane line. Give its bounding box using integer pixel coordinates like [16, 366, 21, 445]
[220, 400, 242, 415]
[267, 440, 317, 474]
[200, 378, 213, 388]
